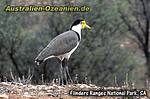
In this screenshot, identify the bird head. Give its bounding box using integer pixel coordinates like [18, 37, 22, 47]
[71, 19, 91, 30]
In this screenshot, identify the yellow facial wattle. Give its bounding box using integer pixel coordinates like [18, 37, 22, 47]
[81, 20, 91, 29]
[81, 21, 86, 29]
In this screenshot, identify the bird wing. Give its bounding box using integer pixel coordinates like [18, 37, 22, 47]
[35, 30, 79, 61]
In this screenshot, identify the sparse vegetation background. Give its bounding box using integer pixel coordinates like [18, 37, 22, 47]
[0, 0, 149, 89]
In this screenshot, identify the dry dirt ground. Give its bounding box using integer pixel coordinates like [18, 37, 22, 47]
[0, 82, 149, 99]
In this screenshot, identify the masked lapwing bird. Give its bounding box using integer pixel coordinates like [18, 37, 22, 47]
[35, 19, 91, 85]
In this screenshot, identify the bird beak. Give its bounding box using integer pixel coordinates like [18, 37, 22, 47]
[86, 24, 91, 29]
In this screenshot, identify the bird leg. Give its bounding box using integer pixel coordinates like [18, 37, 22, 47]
[62, 59, 68, 85]
[65, 65, 73, 84]
[63, 59, 73, 84]
[60, 61, 64, 85]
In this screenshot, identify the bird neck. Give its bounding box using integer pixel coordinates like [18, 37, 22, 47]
[71, 24, 82, 38]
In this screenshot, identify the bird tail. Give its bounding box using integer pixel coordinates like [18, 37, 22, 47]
[35, 54, 45, 65]
[35, 47, 52, 65]
[35, 58, 43, 65]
